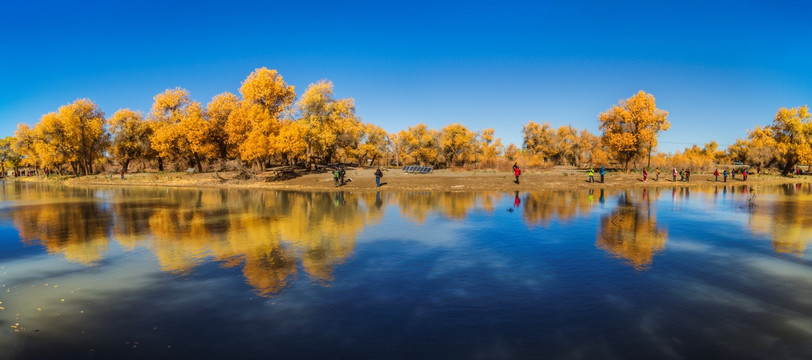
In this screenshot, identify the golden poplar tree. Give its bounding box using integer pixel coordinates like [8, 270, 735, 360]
[440, 123, 476, 167]
[227, 68, 296, 167]
[357, 124, 391, 167]
[149, 88, 210, 172]
[598, 91, 670, 171]
[396, 124, 440, 166]
[205, 92, 240, 160]
[771, 106, 812, 174]
[108, 109, 151, 172]
[0, 136, 21, 174]
[522, 121, 557, 165]
[298, 80, 360, 166]
[478, 128, 503, 168]
[32, 112, 74, 173]
[58, 99, 109, 175]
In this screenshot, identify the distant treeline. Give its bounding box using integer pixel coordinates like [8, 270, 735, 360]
[1, 68, 809, 175]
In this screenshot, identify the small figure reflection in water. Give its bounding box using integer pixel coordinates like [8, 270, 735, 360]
[508, 191, 520, 212]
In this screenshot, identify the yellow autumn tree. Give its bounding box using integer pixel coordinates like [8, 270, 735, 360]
[478, 128, 503, 168]
[274, 120, 308, 165]
[598, 91, 670, 171]
[504, 143, 519, 162]
[578, 129, 609, 167]
[12, 124, 39, 169]
[108, 109, 151, 172]
[297, 80, 361, 166]
[205, 92, 240, 160]
[440, 123, 476, 167]
[0, 136, 23, 174]
[149, 88, 210, 172]
[522, 121, 557, 166]
[771, 106, 812, 174]
[727, 139, 749, 163]
[396, 124, 440, 166]
[357, 123, 391, 167]
[554, 125, 579, 165]
[227, 67, 296, 167]
[32, 112, 74, 173]
[58, 99, 109, 175]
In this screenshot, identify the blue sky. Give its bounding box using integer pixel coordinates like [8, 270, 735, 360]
[1, 0, 810, 153]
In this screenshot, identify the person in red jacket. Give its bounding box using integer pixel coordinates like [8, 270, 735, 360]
[514, 166, 521, 184]
[714, 168, 719, 182]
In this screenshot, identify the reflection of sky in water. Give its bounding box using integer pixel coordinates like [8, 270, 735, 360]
[0, 183, 811, 359]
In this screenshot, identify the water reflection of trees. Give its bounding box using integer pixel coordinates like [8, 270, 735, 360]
[395, 192, 499, 223]
[2, 185, 383, 296]
[748, 184, 812, 256]
[596, 189, 668, 270]
[1, 185, 508, 296]
[522, 190, 600, 227]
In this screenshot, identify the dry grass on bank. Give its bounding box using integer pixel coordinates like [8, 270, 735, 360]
[9, 166, 811, 193]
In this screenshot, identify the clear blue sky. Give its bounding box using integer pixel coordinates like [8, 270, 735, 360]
[1, 0, 810, 153]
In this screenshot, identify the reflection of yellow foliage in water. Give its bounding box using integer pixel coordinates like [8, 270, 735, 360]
[1, 184, 384, 296]
[395, 192, 498, 223]
[523, 191, 597, 227]
[241, 244, 298, 295]
[9, 185, 110, 265]
[596, 191, 667, 270]
[748, 184, 812, 256]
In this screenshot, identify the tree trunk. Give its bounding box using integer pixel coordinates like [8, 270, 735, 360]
[157, 157, 164, 172]
[193, 153, 203, 173]
[123, 159, 131, 173]
[782, 161, 796, 175]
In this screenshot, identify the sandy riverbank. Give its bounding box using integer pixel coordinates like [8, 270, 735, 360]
[8, 167, 810, 192]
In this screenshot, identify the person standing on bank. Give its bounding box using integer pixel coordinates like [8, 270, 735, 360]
[714, 168, 719, 182]
[588, 168, 594, 183]
[514, 165, 521, 184]
[686, 169, 691, 182]
[656, 168, 660, 181]
[339, 166, 346, 185]
[672, 168, 678, 182]
[374, 167, 383, 187]
[600, 166, 606, 183]
[642, 168, 648, 182]
[723, 169, 728, 182]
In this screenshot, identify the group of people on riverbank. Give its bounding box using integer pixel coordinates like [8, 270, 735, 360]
[587, 166, 606, 183]
[332, 166, 384, 187]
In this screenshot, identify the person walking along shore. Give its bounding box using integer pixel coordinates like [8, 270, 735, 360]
[514, 165, 521, 184]
[374, 167, 383, 187]
[600, 166, 606, 183]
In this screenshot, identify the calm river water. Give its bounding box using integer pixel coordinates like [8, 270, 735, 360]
[0, 182, 810, 359]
